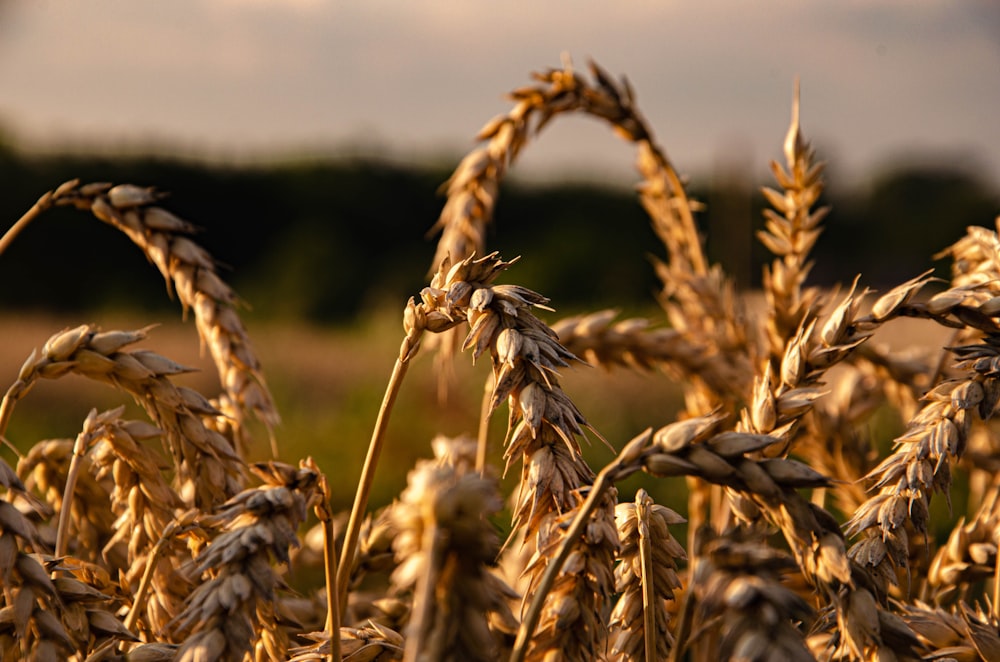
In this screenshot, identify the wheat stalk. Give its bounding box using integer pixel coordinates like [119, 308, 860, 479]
[429, 58, 754, 413]
[1, 180, 279, 455]
[3, 54, 1000, 662]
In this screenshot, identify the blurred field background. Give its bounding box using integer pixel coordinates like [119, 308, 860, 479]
[0, 142, 994, 528]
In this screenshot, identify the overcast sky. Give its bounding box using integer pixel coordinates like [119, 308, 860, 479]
[1, 1, 998, 188]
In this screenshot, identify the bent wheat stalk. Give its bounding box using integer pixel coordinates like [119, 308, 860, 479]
[0, 324, 245, 509]
[2, 180, 279, 456]
[430, 58, 753, 412]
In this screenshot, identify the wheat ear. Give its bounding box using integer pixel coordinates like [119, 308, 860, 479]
[415, 252, 620, 661]
[0, 455, 137, 659]
[287, 622, 405, 661]
[429, 58, 753, 410]
[171, 461, 321, 662]
[759, 80, 829, 373]
[1, 325, 245, 509]
[86, 408, 191, 638]
[695, 533, 816, 661]
[18, 437, 115, 566]
[609, 489, 686, 662]
[390, 457, 511, 661]
[2, 180, 278, 454]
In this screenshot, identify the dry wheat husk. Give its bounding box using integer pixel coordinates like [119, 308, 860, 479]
[759, 82, 829, 376]
[84, 408, 190, 639]
[551, 310, 746, 398]
[846, 315, 1000, 599]
[635, 409, 926, 662]
[893, 600, 1000, 662]
[288, 622, 404, 661]
[923, 472, 1000, 610]
[17, 438, 116, 564]
[519, 484, 619, 662]
[7, 57, 1000, 662]
[0, 480, 75, 660]
[692, 534, 815, 662]
[0, 462, 135, 660]
[898, 601, 981, 661]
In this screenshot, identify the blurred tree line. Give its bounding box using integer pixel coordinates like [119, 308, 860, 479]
[0, 138, 997, 324]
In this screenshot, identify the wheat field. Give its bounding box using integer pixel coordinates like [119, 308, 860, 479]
[1, 58, 999, 662]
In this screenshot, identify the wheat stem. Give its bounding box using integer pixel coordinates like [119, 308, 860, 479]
[313, 475, 341, 662]
[122, 511, 197, 646]
[638, 498, 657, 662]
[337, 350, 412, 615]
[475, 372, 493, 474]
[993, 554, 1000, 622]
[0, 393, 18, 441]
[0, 434, 22, 460]
[402, 520, 444, 662]
[667, 585, 695, 662]
[53, 426, 89, 559]
[0, 186, 58, 257]
[322, 515, 341, 662]
[124, 533, 171, 634]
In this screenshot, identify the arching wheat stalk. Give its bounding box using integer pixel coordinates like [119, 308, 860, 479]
[0, 180, 279, 456]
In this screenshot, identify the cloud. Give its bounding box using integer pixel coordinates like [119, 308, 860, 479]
[0, 1, 997, 185]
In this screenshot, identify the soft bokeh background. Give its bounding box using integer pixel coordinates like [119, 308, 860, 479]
[1, 1, 999, 184]
[1, 0, 998, 519]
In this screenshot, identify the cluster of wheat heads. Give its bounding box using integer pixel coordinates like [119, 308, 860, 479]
[2, 58, 1000, 662]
